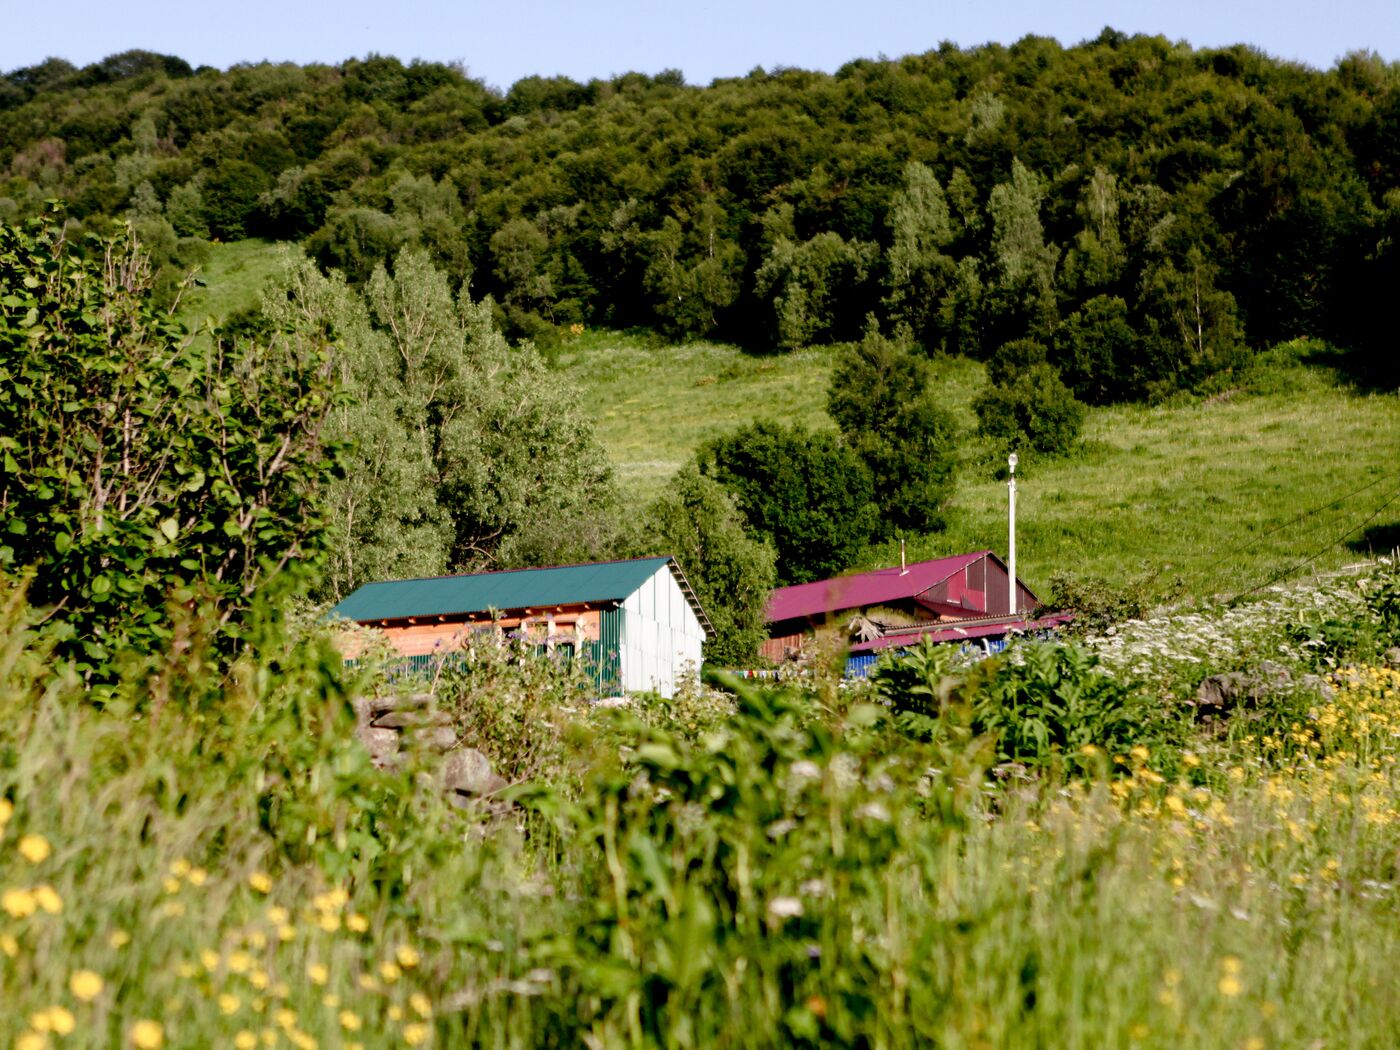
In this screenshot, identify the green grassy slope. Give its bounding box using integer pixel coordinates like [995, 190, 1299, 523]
[560, 335, 1400, 598]
[185, 252, 1398, 601]
[174, 239, 286, 332]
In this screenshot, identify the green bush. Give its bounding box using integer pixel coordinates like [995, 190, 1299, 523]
[973, 362, 1086, 457]
[698, 420, 878, 584]
[0, 211, 345, 680]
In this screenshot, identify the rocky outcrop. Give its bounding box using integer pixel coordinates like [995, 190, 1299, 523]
[353, 692, 508, 810]
[1192, 660, 1333, 716]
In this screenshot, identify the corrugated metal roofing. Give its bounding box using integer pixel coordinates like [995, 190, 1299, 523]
[766, 551, 991, 624]
[847, 612, 1075, 652]
[332, 556, 676, 623]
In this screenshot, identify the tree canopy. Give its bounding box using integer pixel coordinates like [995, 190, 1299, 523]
[2, 37, 1396, 385]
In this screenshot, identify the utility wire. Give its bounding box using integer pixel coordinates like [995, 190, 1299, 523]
[1226, 483, 1400, 605]
[1206, 469, 1394, 566]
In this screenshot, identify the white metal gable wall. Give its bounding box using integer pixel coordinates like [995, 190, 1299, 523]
[619, 564, 706, 697]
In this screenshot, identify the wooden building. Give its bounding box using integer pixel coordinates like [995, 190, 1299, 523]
[332, 556, 712, 698]
[763, 550, 1071, 670]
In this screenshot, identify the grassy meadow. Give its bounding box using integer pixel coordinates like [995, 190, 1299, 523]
[558, 332, 1400, 598]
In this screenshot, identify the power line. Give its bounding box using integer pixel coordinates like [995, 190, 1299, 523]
[1226, 483, 1400, 605]
[1207, 469, 1394, 566]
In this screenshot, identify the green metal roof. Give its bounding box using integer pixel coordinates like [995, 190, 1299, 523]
[330, 556, 712, 631]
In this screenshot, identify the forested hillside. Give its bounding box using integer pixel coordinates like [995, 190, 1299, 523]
[2, 36, 1397, 391]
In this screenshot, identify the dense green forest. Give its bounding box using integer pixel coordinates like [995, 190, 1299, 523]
[3, 35, 1397, 393]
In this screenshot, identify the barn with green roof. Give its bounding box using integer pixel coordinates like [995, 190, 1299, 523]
[330, 556, 712, 697]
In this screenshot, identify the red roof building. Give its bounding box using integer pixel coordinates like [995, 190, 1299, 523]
[762, 550, 1070, 663]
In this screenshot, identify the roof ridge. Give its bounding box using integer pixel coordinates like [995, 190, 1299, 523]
[352, 554, 672, 589]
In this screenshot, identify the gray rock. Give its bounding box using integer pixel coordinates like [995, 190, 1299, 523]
[402, 725, 458, 753]
[369, 692, 433, 718]
[370, 708, 454, 730]
[1195, 661, 1298, 713]
[440, 748, 507, 796]
[357, 726, 401, 767]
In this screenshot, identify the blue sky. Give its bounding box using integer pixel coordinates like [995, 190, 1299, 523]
[3, 0, 1398, 89]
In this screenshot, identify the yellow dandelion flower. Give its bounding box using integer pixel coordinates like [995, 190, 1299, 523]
[32, 885, 61, 914]
[272, 983, 290, 999]
[395, 945, 421, 969]
[129, 1019, 164, 1049]
[378, 960, 402, 983]
[356, 973, 378, 992]
[322, 994, 340, 1009]
[1219, 975, 1243, 997]
[289, 1031, 316, 1050]
[29, 1010, 53, 1032]
[3, 887, 36, 918]
[260, 1029, 277, 1048]
[199, 949, 220, 970]
[274, 1008, 298, 1031]
[169, 859, 191, 878]
[1129, 1023, 1149, 1040]
[70, 970, 104, 1001]
[176, 961, 198, 979]
[388, 1005, 403, 1021]
[339, 1011, 362, 1032]
[1130, 745, 1150, 762]
[345, 913, 370, 933]
[409, 992, 432, 1018]
[277, 924, 296, 942]
[162, 877, 181, 895]
[248, 872, 273, 894]
[1221, 956, 1243, 976]
[110, 930, 131, 949]
[316, 912, 340, 933]
[187, 867, 208, 887]
[403, 1022, 430, 1046]
[18, 835, 51, 864]
[16, 1032, 46, 1050]
[0, 798, 12, 823]
[234, 1032, 257, 1050]
[220, 994, 242, 1015]
[1182, 752, 1201, 768]
[308, 963, 329, 986]
[249, 970, 269, 991]
[1242, 1038, 1265, 1050]
[0, 934, 18, 958]
[267, 906, 289, 925]
[247, 931, 268, 951]
[47, 1007, 75, 1036]
[228, 951, 252, 974]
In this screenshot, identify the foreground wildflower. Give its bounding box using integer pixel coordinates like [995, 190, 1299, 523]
[130, 1019, 164, 1048]
[69, 970, 104, 1001]
[2, 887, 36, 918]
[18, 834, 51, 864]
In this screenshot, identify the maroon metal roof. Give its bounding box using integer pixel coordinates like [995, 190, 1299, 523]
[848, 612, 1075, 652]
[766, 551, 992, 623]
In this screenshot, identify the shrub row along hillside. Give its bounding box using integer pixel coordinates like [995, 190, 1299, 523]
[2, 38, 1398, 391]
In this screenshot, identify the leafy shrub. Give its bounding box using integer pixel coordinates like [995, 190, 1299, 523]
[522, 671, 978, 1044]
[969, 643, 1156, 768]
[698, 420, 878, 584]
[827, 328, 959, 532]
[973, 362, 1086, 456]
[636, 465, 777, 667]
[0, 211, 344, 680]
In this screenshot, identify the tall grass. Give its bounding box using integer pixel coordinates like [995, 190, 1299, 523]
[4, 564, 1400, 1047]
